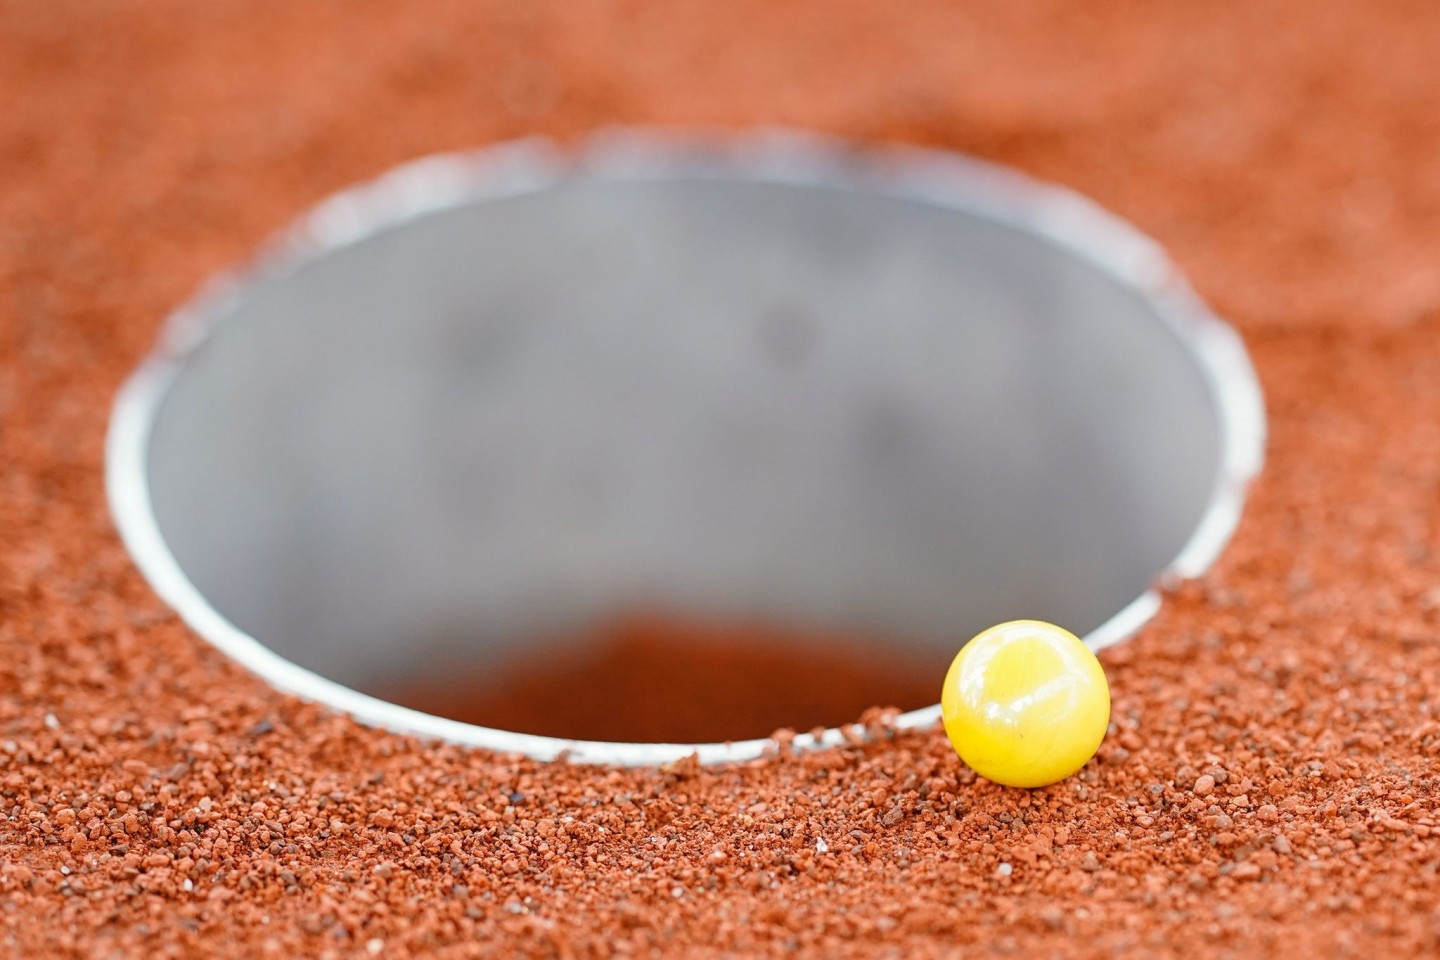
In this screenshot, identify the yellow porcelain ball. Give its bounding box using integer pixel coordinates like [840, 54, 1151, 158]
[940, 620, 1110, 788]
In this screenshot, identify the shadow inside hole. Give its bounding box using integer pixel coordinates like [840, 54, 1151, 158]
[366, 611, 944, 744]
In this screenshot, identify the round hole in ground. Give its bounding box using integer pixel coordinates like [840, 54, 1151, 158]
[110, 133, 1263, 762]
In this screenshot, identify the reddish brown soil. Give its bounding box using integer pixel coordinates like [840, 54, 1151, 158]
[375, 613, 941, 744]
[5, 1, 1440, 957]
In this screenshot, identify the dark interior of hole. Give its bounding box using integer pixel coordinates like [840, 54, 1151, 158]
[368, 611, 944, 744]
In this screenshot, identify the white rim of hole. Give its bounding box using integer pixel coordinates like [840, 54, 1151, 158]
[106, 128, 1267, 766]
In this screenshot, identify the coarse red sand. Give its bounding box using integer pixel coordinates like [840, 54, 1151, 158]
[375, 613, 942, 746]
[5, 1, 1440, 956]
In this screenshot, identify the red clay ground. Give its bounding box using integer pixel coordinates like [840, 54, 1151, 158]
[5, 1, 1440, 956]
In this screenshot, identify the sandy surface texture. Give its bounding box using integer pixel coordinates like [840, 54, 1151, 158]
[5, 1, 1440, 956]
